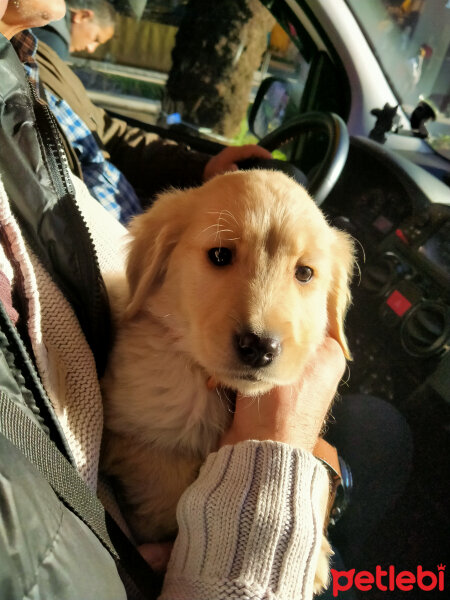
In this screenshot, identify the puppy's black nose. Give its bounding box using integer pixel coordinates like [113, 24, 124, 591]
[235, 331, 281, 368]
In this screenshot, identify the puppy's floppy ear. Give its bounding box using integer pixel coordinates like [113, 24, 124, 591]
[124, 190, 187, 320]
[327, 229, 355, 359]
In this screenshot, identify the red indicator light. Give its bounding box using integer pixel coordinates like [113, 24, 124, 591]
[395, 229, 408, 244]
[386, 290, 412, 316]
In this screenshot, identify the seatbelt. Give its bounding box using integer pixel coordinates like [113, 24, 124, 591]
[0, 391, 163, 600]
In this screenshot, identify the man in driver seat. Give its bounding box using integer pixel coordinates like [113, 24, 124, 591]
[27, 7, 271, 225]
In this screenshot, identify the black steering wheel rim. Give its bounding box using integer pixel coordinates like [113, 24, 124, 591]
[257, 111, 349, 206]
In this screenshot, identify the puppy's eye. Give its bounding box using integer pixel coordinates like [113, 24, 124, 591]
[295, 265, 313, 283]
[208, 247, 232, 267]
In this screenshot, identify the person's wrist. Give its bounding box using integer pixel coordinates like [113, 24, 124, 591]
[220, 420, 321, 452]
[220, 387, 327, 452]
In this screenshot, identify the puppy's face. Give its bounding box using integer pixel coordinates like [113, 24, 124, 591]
[125, 170, 354, 395]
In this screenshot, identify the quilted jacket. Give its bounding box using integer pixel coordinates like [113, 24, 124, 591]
[0, 33, 144, 600]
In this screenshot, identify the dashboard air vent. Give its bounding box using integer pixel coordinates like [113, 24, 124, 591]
[401, 302, 449, 357]
[362, 256, 397, 295]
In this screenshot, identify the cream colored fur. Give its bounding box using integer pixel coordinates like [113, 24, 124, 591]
[101, 170, 354, 590]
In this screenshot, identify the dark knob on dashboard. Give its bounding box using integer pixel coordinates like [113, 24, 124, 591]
[361, 256, 398, 295]
[401, 302, 450, 357]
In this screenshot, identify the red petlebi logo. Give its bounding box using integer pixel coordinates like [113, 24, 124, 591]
[331, 564, 446, 596]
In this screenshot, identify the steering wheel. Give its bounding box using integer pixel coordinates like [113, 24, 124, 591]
[238, 112, 349, 206]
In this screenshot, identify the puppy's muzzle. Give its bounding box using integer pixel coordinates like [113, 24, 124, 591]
[234, 331, 281, 368]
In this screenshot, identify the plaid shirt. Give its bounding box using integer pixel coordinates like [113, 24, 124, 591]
[11, 31, 142, 225]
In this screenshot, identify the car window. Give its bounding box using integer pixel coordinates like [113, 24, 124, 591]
[345, 0, 450, 159]
[68, 1, 312, 144]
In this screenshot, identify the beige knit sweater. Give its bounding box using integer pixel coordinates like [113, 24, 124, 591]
[0, 174, 329, 600]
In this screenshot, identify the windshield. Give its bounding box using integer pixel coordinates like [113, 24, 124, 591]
[66, 2, 312, 144]
[346, 0, 450, 158]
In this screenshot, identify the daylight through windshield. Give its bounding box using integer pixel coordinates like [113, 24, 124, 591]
[346, 0, 450, 156]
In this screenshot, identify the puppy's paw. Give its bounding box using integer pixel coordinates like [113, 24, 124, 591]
[313, 534, 333, 595]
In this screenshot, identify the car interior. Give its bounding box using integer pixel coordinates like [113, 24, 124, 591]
[63, 0, 449, 596]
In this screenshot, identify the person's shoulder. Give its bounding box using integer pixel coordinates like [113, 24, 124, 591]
[35, 38, 80, 94]
[36, 32, 69, 61]
[36, 36, 67, 67]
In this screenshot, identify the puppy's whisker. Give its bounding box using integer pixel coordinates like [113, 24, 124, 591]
[352, 235, 366, 264]
[205, 210, 240, 244]
[216, 229, 241, 242]
[327, 410, 337, 427]
[220, 209, 239, 227]
[215, 226, 234, 245]
[354, 260, 362, 286]
[200, 224, 238, 245]
[239, 394, 259, 410]
[341, 364, 351, 387]
[214, 385, 226, 405]
[207, 209, 239, 228]
[215, 386, 235, 414]
[201, 223, 222, 234]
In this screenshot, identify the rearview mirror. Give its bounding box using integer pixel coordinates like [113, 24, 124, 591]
[249, 76, 301, 139]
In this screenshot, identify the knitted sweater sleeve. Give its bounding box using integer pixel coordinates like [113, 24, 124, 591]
[160, 440, 329, 600]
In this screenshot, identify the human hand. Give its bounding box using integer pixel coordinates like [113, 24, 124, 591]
[203, 144, 273, 181]
[220, 337, 346, 453]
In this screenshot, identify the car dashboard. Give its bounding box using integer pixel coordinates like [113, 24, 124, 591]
[323, 137, 450, 418]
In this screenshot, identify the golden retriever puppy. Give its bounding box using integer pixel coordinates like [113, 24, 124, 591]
[101, 169, 354, 591]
